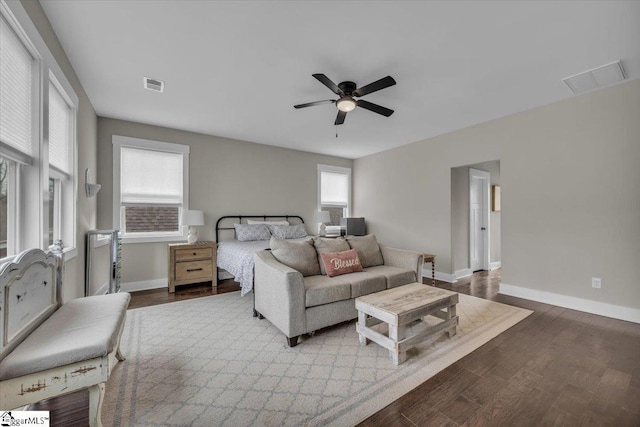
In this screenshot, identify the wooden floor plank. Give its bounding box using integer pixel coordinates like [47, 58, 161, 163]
[23, 271, 640, 427]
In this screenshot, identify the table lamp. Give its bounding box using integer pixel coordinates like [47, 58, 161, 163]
[314, 210, 331, 236]
[183, 210, 204, 244]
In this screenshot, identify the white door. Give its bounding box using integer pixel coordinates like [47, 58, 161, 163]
[469, 169, 490, 271]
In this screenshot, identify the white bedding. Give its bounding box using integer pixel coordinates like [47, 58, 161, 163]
[217, 238, 307, 296]
[217, 240, 270, 296]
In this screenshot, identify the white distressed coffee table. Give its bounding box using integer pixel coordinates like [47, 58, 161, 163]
[355, 283, 459, 365]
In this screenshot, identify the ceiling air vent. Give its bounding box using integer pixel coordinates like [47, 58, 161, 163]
[563, 60, 626, 94]
[143, 77, 164, 93]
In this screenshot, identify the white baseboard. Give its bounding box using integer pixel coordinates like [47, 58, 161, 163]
[121, 278, 168, 293]
[500, 283, 640, 324]
[422, 267, 456, 283]
[218, 270, 233, 280]
[455, 269, 473, 280]
[490, 261, 502, 271]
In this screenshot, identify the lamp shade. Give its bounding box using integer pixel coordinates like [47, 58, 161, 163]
[182, 210, 204, 226]
[314, 210, 331, 224]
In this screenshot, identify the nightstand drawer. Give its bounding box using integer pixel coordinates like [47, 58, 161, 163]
[175, 260, 213, 281]
[175, 247, 213, 262]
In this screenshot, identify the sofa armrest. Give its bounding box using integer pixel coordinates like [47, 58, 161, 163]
[254, 250, 307, 338]
[380, 245, 424, 283]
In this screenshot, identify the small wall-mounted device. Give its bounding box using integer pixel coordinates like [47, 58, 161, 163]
[85, 168, 101, 198]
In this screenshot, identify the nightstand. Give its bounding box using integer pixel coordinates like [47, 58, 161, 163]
[168, 241, 216, 293]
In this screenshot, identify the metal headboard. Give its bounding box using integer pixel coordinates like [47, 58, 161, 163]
[215, 215, 305, 243]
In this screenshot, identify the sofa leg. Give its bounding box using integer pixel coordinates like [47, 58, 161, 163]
[252, 308, 258, 317]
[287, 336, 299, 347]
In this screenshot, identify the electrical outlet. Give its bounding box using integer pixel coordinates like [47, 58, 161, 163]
[592, 277, 602, 289]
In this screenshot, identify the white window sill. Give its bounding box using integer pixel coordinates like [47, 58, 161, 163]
[47, 247, 77, 260]
[121, 235, 188, 245]
[62, 247, 77, 260]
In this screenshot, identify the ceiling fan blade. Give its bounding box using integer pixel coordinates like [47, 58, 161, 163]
[356, 99, 394, 117]
[313, 74, 343, 96]
[294, 100, 336, 109]
[354, 76, 396, 97]
[335, 110, 347, 125]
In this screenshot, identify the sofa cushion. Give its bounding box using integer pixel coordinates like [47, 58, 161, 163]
[364, 265, 417, 289]
[346, 234, 384, 268]
[313, 237, 350, 275]
[303, 275, 352, 308]
[347, 271, 387, 298]
[270, 237, 321, 277]
[321, 249, 364, 277]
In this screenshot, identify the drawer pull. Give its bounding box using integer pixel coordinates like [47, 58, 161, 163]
[193, 252, 196, 255]
[187, 268, 203, 272]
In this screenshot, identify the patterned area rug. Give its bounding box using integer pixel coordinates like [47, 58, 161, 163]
[103, 290, 531, 426]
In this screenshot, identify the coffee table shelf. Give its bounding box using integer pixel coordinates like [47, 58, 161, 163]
[355, 283, 459, 365]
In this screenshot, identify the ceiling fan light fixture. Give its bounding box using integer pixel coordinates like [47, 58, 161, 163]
[336, 97, 356, 112]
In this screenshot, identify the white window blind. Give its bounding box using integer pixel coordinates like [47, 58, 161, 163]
[120, 147, 183, 206]
[321, 171, 349, 206]
[0, 14, 33, 161]
[48, 82, 71, 176]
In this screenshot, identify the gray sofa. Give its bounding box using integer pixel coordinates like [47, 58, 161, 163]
[254, 234, 424, 346]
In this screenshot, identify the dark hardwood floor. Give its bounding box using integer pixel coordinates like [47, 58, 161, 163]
[29, 273, 640, 426]
[359, 270, 640, 426]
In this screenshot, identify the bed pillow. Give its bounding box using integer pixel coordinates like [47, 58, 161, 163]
[270, 224, 308, 239]
[270, 237, 320, 277]
[246, 219, 289, 226]
[320, 249, 364, 277]
[346, 234, 384, 268]
[234, 224, 271, 241]
[313, 237, 350, 275]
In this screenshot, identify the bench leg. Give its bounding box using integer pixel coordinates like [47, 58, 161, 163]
[116, 346, 126, 361]
[88, 383, 105, 427]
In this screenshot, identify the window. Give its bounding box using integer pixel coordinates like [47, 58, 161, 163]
[113, 135, 190, 243]
[0, 158, 15, 258]
[318, 164, 351, 226]
[48, 79, 73, 247]
[0, 2, 78, 260]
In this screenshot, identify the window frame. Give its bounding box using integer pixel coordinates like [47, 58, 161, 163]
[317, 164, 352, 223]
[112, 135, 190, 244]
[1, 0, 79, 261]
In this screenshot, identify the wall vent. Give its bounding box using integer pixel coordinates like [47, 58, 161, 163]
[143, 77, 164, 93]
[563, 60, 626, 94]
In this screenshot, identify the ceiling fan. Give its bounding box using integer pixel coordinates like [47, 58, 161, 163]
[294, 74, 396, 125]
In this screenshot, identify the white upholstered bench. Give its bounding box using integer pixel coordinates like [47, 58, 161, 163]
[0, 249, 130, 427]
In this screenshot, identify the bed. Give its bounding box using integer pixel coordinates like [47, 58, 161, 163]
[215, 215, 306, 297]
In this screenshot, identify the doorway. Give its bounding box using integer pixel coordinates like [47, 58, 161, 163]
[469, 168, 490, 272]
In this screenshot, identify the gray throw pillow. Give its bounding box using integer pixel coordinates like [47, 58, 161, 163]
[346, 234, 384, 268]
[270, 224, 308, 239]
[313, 237, 350, 275]
[270, 237, 320, 277]
[234, 224, 271, 241]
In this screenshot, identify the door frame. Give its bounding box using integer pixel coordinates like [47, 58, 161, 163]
[469, 168, 490, 271]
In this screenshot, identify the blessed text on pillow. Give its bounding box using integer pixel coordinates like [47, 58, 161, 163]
[320, 249, 364, 277]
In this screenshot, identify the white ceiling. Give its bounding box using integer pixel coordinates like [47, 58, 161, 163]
[41, 1, 640, 159]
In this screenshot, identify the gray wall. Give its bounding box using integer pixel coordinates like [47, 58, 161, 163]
[354, 78, 640, 310]
[96, 118, 352, 284]
[451, 160, 501, 274]
[21, 0, 98, 301]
